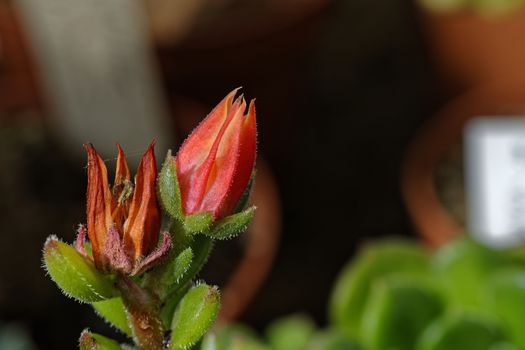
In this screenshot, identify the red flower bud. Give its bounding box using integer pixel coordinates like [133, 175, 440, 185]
[176, 89, 257, 220]
[82, 141, 169, 274]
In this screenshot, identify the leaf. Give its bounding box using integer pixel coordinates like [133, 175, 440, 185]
[169, 284, 221, 350]
[43, 236, 116, 303]
[361, 275, 444, 350]
[416, 312, 504, 350]
[160, 282, 191, 329]
[306, 329, 362, 350]
[329, 239, 430, 337]
[79, 329, 123, 350]
[203, 207, 255, 240]
[432, 237, 512, 309]
[158, 152, 183, 220]
[157, 248, 194, 300]
[266, 314, 315, 350]
[92, 298, 132, 336]
[484, 269, 525, 348]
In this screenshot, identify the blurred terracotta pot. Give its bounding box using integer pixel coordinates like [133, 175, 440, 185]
[402, 81, 525, 247]
[419, 6, 525, 88]
[145, 0, 331, 47]
[0, 3, 40, 114]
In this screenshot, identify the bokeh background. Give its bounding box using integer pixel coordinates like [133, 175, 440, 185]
[1, 0, 520, 348]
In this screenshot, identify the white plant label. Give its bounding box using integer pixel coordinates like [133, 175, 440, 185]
[465, 117, 525, 248]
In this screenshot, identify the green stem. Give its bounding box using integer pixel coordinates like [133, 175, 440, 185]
[117, 276, 164, 350]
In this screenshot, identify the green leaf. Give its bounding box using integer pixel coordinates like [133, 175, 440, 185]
[157, 247, 194, 300]
[266, 314, 315, 350]
[92, 298, 132, 336]
[178, 235, 214, 288]
[361, 275, 444, 350]
[329, 239, 430, 337]
[484, 269, 525, 348]
[432, 237, 512, 309]
[201, 324, 264, 350]
[306, 329, 362, 350]
[418, 0, 469, 13]
[169, 284, 221, 350]
[490, 343, 521, 350]
[43, 236, 117, 303]
[185, 212, 214, 234]
[79, 329, 123, 350]
[416, 312, 504, 350]
[159, 152, 183, 220]
[204, 207, 255, 240]
[160, 282, 191, 329]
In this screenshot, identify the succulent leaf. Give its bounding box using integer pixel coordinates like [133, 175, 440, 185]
[169, 284, 221, 350]
[43, 236, 117, 303]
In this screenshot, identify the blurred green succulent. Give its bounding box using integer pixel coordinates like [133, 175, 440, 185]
[419, 0, 525, 15]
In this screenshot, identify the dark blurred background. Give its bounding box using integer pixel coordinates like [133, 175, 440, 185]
[1, 0, 504, 347]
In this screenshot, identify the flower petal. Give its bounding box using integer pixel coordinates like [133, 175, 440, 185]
[198, 97, 246, 218]
[104, 225, 132, 274]
[132, 231, 172, 275]
[218, 99, 257, 218]
[176, 89, 240, 215]
[124, 141, 161, 260]
[85, 143, 115, 269]
[112, 144, 132, 232]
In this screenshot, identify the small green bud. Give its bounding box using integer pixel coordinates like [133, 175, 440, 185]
[169, 284, 221, 350]
[43, 236, 117, 303]
[158, 152, 183, 220]
[92, 298, 132, 336]
[79, 329, 123, 350]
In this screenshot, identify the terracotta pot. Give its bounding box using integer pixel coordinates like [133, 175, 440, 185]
[419, 6, 525, 88]
[402, 81, 525, 247]
[0, 3, 40, 114]
[145, 0, 331, 47]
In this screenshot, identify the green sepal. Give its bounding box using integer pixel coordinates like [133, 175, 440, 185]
[159, 151, 183, 220]
[169, 283, 221, 350]
[92, 297, 132, 336]
[203, 206, 255, 240]
[79, 329, 123, 350]
[185, 212, 214, 234]
[234, 170, 256, 214]
[266, 314, 316, 350]
[157, 247, 194, 300]
[43, 236, 117, 303]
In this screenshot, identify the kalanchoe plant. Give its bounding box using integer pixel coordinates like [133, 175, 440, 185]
[42, 89, 257, 350]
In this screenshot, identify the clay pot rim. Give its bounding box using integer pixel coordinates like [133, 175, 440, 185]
[401, 81, 525, 247]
